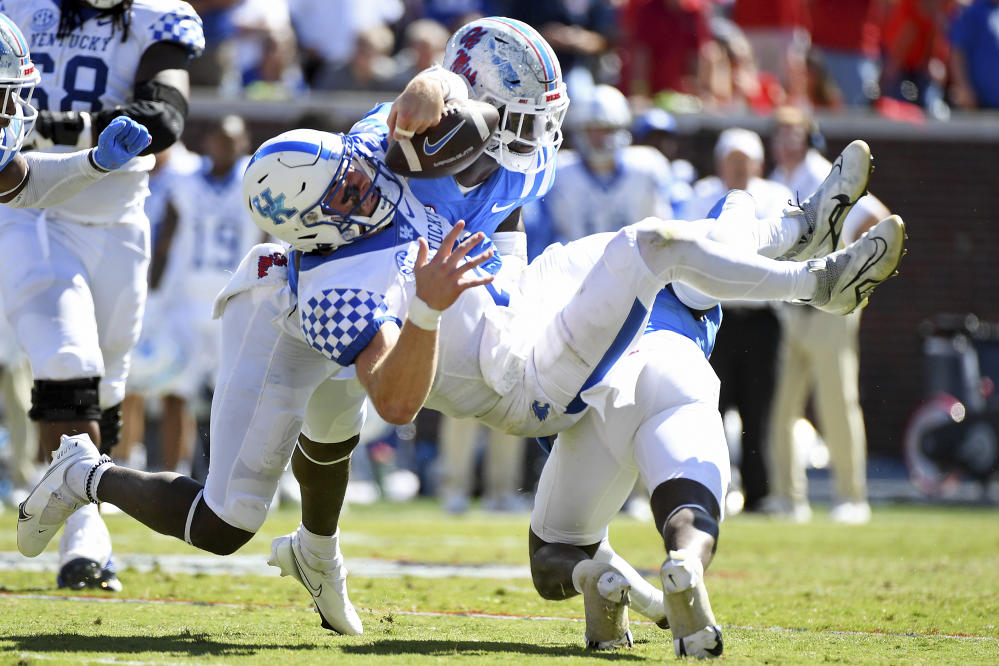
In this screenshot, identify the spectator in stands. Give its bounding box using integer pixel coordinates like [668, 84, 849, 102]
[948, 0, 999, 110]
[313, 24, 402, 92]
[0, 300, 37, 502]
[392, 18, 450, 84]
[287, 0, 403, 86]
[408, 0, 493, 32]
[504, 0, 621, 83]
[766, 106, 889, 524]
[230, 0, 306, 99]
[786, 48, 846, 110]
[702, 16, 785, 114]
[731, 0, 810, 83]
[678, 128, 792, 514]
[808, 0, 889, 107]
[880, 0, 951, 116]
[619, 0, 716, 99]
[188, 0, 243, 87]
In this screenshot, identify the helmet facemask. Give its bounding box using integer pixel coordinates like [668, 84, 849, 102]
[481, 85, 568, 173]
[301, 141, 404, 249]
[0, 74, 38, 155]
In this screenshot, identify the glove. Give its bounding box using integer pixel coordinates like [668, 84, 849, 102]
[92, 116, 152, 171]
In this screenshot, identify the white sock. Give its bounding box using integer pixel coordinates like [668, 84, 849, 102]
[59, 503, 112, 568]
[297, 524, 342, 571]
[594, 541, 666, 622]
[638, 221, 817, 302]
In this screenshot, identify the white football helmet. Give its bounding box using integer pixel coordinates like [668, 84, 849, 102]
[243, 129, 404, 252]
[568, 84, 632, 165]
[0, 13, 39, 156]
[443, 17, 569, 173]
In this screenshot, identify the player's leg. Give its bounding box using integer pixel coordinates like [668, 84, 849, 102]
[528, 430, 643, 650]
[632, 375, 729, 659]
[437, 415, 480, 513]
[267, 375, 367, 635]
[0, 215, 112, 585]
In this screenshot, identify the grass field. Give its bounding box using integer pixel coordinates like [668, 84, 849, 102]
[1, 500, 997, 665]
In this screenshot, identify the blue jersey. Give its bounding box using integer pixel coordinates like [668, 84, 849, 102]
[646, 288, 722, 360]
[353, 103, 558, 236]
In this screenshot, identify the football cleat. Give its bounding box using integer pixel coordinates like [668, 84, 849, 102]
[661, 550, 723, 659]
[57, 556, 123, 592]
[17, 434, 101, 557]
[783, 139, 873, 261]
[574, 559, 633, 650]
[807, 215, 906, 316]
[268, 530, 363, 635]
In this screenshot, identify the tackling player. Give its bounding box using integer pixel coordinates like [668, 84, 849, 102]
[4, 0, 203, 591]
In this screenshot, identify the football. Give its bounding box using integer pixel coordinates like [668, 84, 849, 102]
[385, 99, 500, 178]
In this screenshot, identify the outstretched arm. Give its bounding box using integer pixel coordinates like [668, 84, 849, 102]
[355, 221, 495, 423]
[0, 117, 151, 208]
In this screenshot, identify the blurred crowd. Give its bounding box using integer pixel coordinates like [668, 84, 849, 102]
[190, 0, 999, 118]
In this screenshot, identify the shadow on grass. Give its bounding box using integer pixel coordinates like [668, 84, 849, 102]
[341, 639, 647, 659]
[6, 632, 312, 658]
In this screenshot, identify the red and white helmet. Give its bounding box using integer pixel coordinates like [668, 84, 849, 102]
[443, 17, 569, 173]
[0, 13, 39, 155]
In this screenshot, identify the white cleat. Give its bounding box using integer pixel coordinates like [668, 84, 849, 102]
[807, 215, 907, 316]
[17, 434, 102, 557]
[830, 500, 872, 524]
[574, 559, 633, 650]
[784, 139, 873, 261]
[661, 550, 723, 659]
[268, 530, 363, 635]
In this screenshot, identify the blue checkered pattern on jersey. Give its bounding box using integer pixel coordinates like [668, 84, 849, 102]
[302, 288, 389, 365]
[149, 6, 205, 58]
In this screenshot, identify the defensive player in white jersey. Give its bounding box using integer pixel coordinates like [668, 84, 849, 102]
[137, 114, 258, 473]
[5, 0, 203, 591]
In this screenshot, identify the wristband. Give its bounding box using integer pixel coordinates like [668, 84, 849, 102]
[407, 296, 442, 331]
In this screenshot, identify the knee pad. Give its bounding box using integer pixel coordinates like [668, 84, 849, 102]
[28, 377, 101, 422]
[98, 403, 122, 455]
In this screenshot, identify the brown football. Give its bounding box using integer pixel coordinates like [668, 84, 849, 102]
[385, 98, 500, 178]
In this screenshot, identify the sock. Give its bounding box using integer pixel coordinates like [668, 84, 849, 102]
[59, 503, 112, 568]
[594, 541, 666, 622]
[297, 524, 342, 571]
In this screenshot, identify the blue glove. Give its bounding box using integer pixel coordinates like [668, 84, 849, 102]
[92, 116, 152, 171]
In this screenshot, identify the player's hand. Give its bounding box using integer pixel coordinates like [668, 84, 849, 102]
[413, 220, 495, 311]
[388, 74, 446, 140]
[92, 116, 152, 170]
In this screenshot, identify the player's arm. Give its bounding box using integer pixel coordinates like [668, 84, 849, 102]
[354, 222, 494, 424]
[387, 66, 469, 140]
[31, 42, 191, 155]
[0, 117, 151, 207]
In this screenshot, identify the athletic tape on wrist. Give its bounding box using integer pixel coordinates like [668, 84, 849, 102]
[407, 296, 442, 331]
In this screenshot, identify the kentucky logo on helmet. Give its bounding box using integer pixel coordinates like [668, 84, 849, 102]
[252, 188, 297, 226]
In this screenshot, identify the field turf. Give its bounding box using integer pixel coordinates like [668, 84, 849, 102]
[1, 500, 997, 664]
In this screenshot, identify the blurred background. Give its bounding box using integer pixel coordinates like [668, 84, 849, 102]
[3, 0, 998, 521]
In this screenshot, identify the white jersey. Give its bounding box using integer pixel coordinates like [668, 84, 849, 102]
[540, 146, 673, 241]
[159, 155, 259, 307]
[2, 0, 204, 224]
[771, 148, 889, 245]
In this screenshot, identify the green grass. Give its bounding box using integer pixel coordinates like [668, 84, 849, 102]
[1, 501, 998, 664]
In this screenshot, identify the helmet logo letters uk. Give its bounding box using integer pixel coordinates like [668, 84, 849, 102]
[252, 188, 297, 226]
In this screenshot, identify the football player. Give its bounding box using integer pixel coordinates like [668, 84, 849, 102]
[4, 0, 203, 591]
[0, 12, 151, 208]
